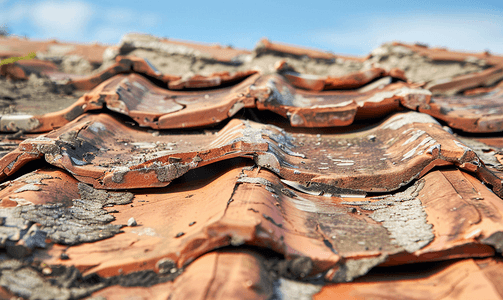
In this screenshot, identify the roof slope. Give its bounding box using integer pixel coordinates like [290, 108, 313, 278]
[0, 34, 503, 300]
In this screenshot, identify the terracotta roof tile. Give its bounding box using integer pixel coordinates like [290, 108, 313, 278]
[5, 163, 500, 289]
[276, 63, 406, 91]
[257, 38, 366, 62]
[427, 66, 503, 95]
[91, 249, 273, 300]
[2, 35, 503, 299]
[119, 33, 251, 63]
[414, 89, 503, 133]
[316, 258, 503, 300]
[394, 42, 503, 66]
[0, 36, 107, 64]
[0, 70, 427, 132]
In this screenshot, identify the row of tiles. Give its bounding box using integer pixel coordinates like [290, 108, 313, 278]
[3, 34, 503, 94]
[1, 111, 502, 197]
[3, 35, 502, 67]
[1, 251, 501, 300]
[2, 56, 503, 134]
[0, 160, 503, 297]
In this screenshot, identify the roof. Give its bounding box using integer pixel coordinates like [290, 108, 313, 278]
[0, 33, 503, 300]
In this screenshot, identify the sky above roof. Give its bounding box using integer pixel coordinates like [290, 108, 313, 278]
[1, 0, 502, 56]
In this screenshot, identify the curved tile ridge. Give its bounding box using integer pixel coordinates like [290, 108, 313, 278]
[275, 61, 407, 91]
[256, 38, 366, 62]
[401, 86, 503, 133]
[252, 74, 431, 127]
[0, 71, 260, 132]
[39, 165, 503, 283]
[427, 66, 503, 96]
[118, 33, 252, 62]
[316, 259, 503, 300]
[21, 55, 255, 92]
[0, 71, 432, 132]
[0, 111, 501, 196]
[392, 42, 503, 66]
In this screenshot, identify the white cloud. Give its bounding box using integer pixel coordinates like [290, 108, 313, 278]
[30, 1, 94, 40]
[105, 8, 135, 25]
[92, 27, 127, 44]
[138, 13, 161, 28]
[310, 13, 503, 55]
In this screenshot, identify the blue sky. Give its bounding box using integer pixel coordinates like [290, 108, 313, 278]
[1, 0, 502, 55]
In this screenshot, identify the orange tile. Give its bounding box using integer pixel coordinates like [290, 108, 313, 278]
[0, 36, 107, 64]
[258, 38, 366, 62]
[415, 89, 503, 132]
[315, 258, 503, 300]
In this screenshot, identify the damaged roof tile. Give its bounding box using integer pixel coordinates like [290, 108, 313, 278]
[257, 38, 366, 62]
[1, 111, 501, 197]
[414, 89, 503, 133]
[0, 70, 428, 132]
[276, 62, 406, 91]
[0, 36, 108, 64]
[18, 162, 503, 286]
[315, 258, 503, 300]
[2, 34, 503, 299]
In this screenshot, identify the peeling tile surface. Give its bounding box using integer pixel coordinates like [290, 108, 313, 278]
[1, 35, 503, 300]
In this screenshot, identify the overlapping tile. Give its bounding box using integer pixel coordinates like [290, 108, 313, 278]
[1, 111, 501, 196]
[367, 43, 495, 86]
[403, 88, 503, 133]
[82, 249, 273, 300]
[315, 258, 503, 300]
[2, 34, 503, 299]
[0, 70, 429, 132]
[0, 36, 107, 65]
[394, 42, 503, 66]
[257, 38, 366, 62]
[14, 162, 501, 285]
[427, 66, 503, 95]
[252, 74, 428, 127]
[275, 61, 406, 91]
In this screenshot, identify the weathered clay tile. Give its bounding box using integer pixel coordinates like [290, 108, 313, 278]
[256, 38, 366, 62]
[24, 164, 503, 285]
[0, 36, 107, 65]
[167, 70, 258, 90]
[0, 168, 80, 207]
[0, 59, 59, 81]
[275, 61, 407, 91]
[251, 74, 429, 128]
[117, 33, 252, 63]
[427, 66, 503, 95]
[406, 88, 503, 133]
[64, 55, 181, 91]
[85, 249, 273, 300]
[315, 258, 503, 300]
[0, 70, 432, 132]
[394, 42, 503, 66]
[1, 111, 502, 197]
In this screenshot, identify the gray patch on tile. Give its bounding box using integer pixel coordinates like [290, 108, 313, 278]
[382, 112, 439, 130]
[0, 260, 105, 300]
[0, 183, 134, 247]
[482, 231, 503, 254]
[456, 137, 503, 170]
[343, 180, 434, 253]
[154, 162, 196, 183]
[269, 278, 322, 300]
[329, 255, 387, 283]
